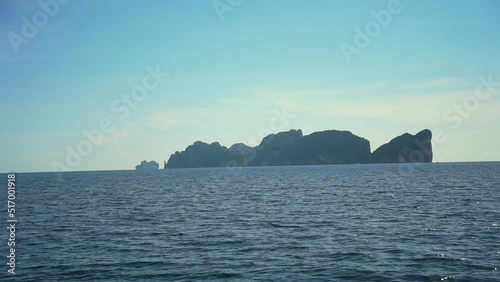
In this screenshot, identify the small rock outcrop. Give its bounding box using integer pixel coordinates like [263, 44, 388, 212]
[371, 129, 433, 163]
[135, 160, 160, 170]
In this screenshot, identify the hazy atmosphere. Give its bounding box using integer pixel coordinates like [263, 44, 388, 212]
[1, 0, 499, 172]
[1, 2, 499, 281]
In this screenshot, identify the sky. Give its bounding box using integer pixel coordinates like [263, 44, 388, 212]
[1, 0, 499, 173]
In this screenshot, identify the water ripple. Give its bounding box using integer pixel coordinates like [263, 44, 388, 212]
[1, 163, 499, 281]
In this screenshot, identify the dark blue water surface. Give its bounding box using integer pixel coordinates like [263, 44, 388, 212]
[1, 162, 499, 281]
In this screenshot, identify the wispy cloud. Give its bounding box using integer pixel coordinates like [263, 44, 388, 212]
[215, 77, 498, 127]
[144, 112, 180, 129]
[95, 129, 131, 147]
[123, 109, 205, 132]
[400, 77, 471, 90]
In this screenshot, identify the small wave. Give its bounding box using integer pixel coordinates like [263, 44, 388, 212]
[269, 222, 306, 228]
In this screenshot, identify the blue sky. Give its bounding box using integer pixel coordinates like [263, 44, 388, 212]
[1, 0, 499, 172]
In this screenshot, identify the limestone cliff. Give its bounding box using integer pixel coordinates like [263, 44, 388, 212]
[165, 129, 373, 168]
[371, 129, 433, 163]
[135, 160, 159, 170]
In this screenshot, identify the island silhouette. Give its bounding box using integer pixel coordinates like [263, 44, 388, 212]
[136, 129, 431, 170]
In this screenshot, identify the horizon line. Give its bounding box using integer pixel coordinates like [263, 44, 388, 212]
[2, 161, 500, 174]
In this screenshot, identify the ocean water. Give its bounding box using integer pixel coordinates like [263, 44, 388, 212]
[1, 162, 499, 281]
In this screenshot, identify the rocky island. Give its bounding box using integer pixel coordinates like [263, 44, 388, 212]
[371, 129, 433, 163]
[166, 141, 244, 168]
[135, 160, 160, 170]
[163, 129, 432, 168]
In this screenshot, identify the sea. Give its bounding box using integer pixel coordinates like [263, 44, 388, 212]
[1, 162, 499, 281]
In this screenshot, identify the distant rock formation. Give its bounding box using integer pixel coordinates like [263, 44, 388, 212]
[165, 141, 244, 168]
[371, 129, 433, 163]
[228, 143, 254, 165]
[249, 129, 371, 166]
[165, 129, 374, 168]
[135, 160, 159, 170]
[164, 129, 433, 168]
